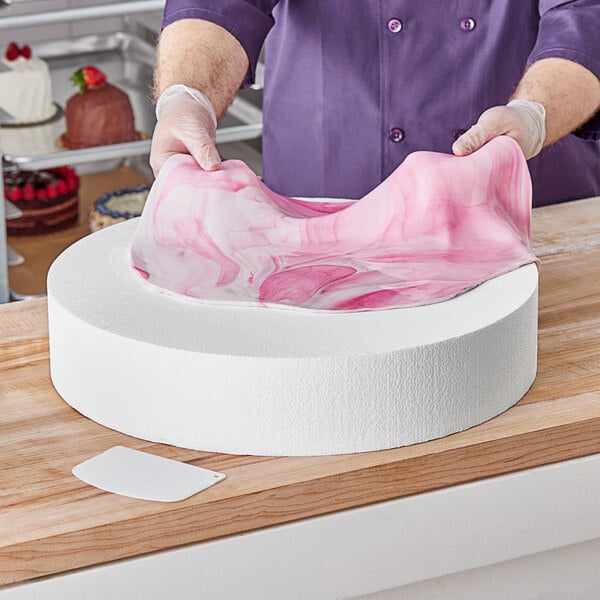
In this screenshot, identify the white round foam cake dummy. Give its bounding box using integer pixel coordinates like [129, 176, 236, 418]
[47, 219, 538, 456]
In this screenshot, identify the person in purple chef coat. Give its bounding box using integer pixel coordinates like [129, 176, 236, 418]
[149, 1, 600, 208]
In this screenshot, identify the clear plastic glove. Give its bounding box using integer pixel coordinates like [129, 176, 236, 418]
[150, 84, 221, 176]
[452, 99, 546, 160]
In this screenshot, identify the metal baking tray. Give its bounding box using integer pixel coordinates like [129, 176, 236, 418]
[0, 1, 164, 30]
[1, 32, 263, 172]
[4, 199, 21, 220]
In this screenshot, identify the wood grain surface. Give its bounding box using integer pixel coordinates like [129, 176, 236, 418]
[1, 197, 600, 586]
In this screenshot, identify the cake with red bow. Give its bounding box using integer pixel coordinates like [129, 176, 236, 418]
[0, 42, 55, 124]
[60, 66, 140, 149]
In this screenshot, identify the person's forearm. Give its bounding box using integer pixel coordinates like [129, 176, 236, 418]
[511, 57, 600, 146]
[154, 19, 249, 119]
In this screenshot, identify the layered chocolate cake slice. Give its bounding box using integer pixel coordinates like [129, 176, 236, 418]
[4, 166, 79, 235]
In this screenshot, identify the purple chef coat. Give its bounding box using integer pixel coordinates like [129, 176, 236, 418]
[162, 0, 600, 207]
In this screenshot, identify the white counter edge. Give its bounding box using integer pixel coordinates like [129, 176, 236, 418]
[2, 452, 600, 599]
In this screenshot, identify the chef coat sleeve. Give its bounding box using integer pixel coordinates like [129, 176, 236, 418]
[529, 0, 600, 140]
[161, 0, 279, 88]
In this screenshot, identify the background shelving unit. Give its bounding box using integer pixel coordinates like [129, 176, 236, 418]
[0, 0, 264, 302]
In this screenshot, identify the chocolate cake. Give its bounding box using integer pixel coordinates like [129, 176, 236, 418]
[61, 66, 139, 149]
[4, 166, 79, 235]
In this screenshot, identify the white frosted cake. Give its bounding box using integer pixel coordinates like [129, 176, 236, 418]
[0, 43, 55, 124]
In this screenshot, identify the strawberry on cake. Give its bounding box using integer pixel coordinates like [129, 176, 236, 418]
[60, 66, 140, 149]
[0, 42, 56, 124]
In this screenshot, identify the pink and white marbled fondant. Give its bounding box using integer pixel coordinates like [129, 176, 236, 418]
[130, 136, 536, 311]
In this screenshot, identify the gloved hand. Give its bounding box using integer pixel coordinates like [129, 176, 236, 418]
[452, 99, 546, 160]
[150, 84, 221, 176]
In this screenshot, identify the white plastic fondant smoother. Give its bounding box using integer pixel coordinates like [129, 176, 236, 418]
[72, 446, 226, 502]
[47, 219, 538, 456]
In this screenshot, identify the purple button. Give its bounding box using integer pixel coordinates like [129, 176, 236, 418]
[389, 128, 405, 143]
[387, 18, 403, 33]
[460, 18, 476, 31]
[453, 129, 467, 141]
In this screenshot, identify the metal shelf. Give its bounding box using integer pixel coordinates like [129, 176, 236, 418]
[0, 0, 164, 29]
[1, 32, 262, 171]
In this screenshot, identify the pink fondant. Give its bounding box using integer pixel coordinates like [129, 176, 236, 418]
[130, 136, 536, 311]
[132, 266, 150, 280]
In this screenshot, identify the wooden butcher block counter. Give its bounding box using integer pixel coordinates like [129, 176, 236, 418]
[1, 197, 600, 587]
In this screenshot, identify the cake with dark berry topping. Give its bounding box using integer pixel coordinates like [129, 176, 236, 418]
[4, 166, 80, 235]
[60, 66, 140, 149]
[90, 185, 150, 232]
[0, 42, 55, 124]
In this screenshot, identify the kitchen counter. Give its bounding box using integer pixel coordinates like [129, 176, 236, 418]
[1, 196, 600, 597]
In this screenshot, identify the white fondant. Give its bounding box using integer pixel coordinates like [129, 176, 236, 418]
[47, 219, 538, 456]
[0, 56, 55, 123]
